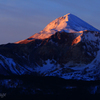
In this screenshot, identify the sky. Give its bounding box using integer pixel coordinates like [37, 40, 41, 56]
[0, 0, 100, 44]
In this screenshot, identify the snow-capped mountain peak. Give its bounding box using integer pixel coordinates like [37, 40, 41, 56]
[42, 13, 99, 33]
[15, 13, 100, 44]
[27, 13, 100, 40]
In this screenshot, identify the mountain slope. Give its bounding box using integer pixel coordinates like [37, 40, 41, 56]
[0, 30, 100, 80]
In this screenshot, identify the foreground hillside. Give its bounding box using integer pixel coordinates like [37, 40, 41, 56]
[1, 75, 100, 99]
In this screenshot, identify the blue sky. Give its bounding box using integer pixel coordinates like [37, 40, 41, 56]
[0, 0, 100, 44]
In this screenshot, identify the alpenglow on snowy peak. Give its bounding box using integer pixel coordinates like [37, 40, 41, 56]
[40, 13, 99, 33]
[16, 13, 100, 44]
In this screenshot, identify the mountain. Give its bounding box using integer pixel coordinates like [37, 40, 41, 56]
[0, 13, 100, 81]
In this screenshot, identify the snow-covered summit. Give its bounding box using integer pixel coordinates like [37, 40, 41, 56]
[15, 13, 100, 44]
[43, 13, 99, 32]
[29, 13, 99, 40]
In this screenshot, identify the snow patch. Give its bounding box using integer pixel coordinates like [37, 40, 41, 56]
[34, 59, 57, 74]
